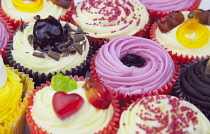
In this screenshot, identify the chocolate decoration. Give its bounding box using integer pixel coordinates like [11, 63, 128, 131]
[51, 0, 72, 9]
[157, 11, 184, 33]
[73, 34, 85, 43]
[33, 15, 41, 20]
[188, 9, 210, 25]
[19, 19, 28, 32]
[62, 53, 70, 57]
[64, 23, 75, 32]
[175, 59, 210, 109]
[28, 35, 34, 45]
[33, 52, 45, 58]
[75, 26, 88, 34]
[120, 54, 146, 67]
[72, 44, 83, 55]
[47, 50, 60, 61]
[58, 40, 71, 51]
[67, 46, 76, 55]
[205, 59, 210, 77]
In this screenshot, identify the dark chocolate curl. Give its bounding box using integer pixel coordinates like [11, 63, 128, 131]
[72, 44, 83, 55]
[33, 52, 45, 58]
[58, 40, 71, 51]
[205, 59, 210, 77]
[47, 50, 60, 61]
[67, 46, 76, 55]
[157, 11, 184, 33]
[188, 9, 210, 25]
[73, 34, 85, 43]
[19, 19, 28, 32]
[64, 22, 75, 32]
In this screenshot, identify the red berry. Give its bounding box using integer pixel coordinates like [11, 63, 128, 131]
[52, 91, 84, 120]
[83, 79, 111, 109]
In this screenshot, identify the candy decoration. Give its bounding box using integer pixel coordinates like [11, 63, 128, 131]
[188, 9, 210, 25]
[12, 0, 44, 13]
[176, 18, 210, 49]
[51, 73, 77, 92]
[83, 79, 111, 109]
[52, 91, 84, 120]
[48, 0, 72, 9]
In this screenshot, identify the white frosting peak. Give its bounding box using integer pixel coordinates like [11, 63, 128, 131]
[0, 56, 7, 88]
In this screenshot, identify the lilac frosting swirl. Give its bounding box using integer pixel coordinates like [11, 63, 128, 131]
[139, 0, 196, 12]
[0, 21, 9, 50]
[94, 35, 175, 95]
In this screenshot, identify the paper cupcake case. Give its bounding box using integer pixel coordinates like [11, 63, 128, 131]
[0, 66, 34, 134]
[6, 42, 94, 87]
[0, 1, 76, 30]
[149, 22, 207, 66]
[148, 0, 201, 21]
[26, 75, 121, 134]
[174, 59, 210, 120]
[90, 52, 181, 107]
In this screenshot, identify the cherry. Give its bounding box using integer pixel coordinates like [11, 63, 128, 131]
[52, 91, 84, 120]
[82, 79, 111, 109]
[120, 54, 146, 67]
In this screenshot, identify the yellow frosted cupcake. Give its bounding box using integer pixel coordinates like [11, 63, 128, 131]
[0, 56, 34, 134]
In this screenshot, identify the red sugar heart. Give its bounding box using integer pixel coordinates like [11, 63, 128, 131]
[52, 91, 84, 120]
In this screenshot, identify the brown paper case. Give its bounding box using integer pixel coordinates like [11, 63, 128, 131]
[26, 75, 121, 134]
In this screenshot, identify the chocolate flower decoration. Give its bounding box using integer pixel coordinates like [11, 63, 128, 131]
[188, 9, 210, 25]
[157, 11, 184, 33]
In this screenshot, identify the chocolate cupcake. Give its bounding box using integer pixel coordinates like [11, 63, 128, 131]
[6, 16, 93, 86]
[174, 58, 210, 119]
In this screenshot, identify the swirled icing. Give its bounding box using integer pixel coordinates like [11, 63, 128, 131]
[0, 56, 7, 88]
[94, 35, 175, 95]
[117, 95, 210, 134]
[0, 21, 9, 50]
[72, 0, 149, 39]
[178, 59, 210, 109]
[139, 0, 196, 12]
[31, 81, 114, 134]
[155, 11, 210, 58]
[11, 21, 90, 75]
[1, 0, 68, 22]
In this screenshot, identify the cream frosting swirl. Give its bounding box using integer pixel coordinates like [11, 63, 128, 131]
[94, 35, 175, 95]
[155, 11, 210, 58]
[11, 21, 90, 75]
[72, 0, 149, 39]
[1, 0, 68, 22]
[31, 81, 114, 134]
[0, 21, 9, 50]
[117, 95, 210, 134]
[139, 0, 196, 12]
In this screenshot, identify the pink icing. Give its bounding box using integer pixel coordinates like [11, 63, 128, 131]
[0, 21, 9, 50]
[139, 0, 196, 12]
[94, 35, 175, 95]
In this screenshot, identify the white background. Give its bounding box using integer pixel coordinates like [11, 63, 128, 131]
[24, 0, 210, 133]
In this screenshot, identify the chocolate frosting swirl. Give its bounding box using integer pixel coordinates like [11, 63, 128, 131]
[176, 59, 210, 109]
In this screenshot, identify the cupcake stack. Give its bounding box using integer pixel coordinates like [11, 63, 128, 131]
[0, 0, 209, 133]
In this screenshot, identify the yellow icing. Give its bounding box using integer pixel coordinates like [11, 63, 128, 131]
[176, 18, 210, 49]
[12, 0, 44, 12]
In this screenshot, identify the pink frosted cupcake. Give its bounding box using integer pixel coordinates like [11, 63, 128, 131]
[0, 0, 75, 29]
[117, 95, 210, 134]
[150, 9, 210, 65]
[91, 35, 180, 106]
[71, 0, 150, 51]
[139, 0, 201, 21]
[26, 74, 121, 134]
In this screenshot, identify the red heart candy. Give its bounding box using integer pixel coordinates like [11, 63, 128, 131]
[52, 91, 84, 120]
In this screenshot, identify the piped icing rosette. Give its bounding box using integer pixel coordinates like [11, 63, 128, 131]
[138, 0, 201, 20]
[0, 56, 34, 133]
[91, 35, 179, 104]
[117, 95, 210, 134]
[26, 74, 120, 134]
[0, 0, 74, 29]
[150, 10, 210, 64]
[6, 16, 93, 86]
[175, 58, 210, 119]
[72, 0, 150, 39]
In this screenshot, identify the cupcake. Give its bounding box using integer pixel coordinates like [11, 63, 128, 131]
[90, 35, 180, 106]
[139, 0, 201, 21]
[71, 0, 150, 51]
[6, 16, 93, 86]
[0, 0, 75, 29]
[0, 56, 34, 134]
[26, 74, 120, 134]
[0, 17, 14, 51]
[117, 95, 210, 134]
[174, 58, 210, 119]
[150, 9, 210, 65]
